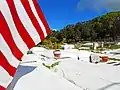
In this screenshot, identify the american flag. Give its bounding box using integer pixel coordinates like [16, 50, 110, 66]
[0, 0, 51, 89]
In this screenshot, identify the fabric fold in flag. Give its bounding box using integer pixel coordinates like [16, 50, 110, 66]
[0, 0, 51, 89]
[0, 85, 6, 90]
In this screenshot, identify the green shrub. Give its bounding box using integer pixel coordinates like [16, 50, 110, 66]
[27, 50, 33, 54]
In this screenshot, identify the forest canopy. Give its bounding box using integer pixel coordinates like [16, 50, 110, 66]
[40, 11, 120, 46]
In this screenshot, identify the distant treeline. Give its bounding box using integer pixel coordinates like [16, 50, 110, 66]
[47, 11, 120, 44]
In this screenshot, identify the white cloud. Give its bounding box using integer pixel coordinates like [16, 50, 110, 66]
[52, 29, 57, 31]
[77, 0, 120, 11]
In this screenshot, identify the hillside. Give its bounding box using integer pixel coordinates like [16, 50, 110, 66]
[39, 12, 120, 48]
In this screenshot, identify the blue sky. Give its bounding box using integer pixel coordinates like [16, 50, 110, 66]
[38, 0, 120, 30]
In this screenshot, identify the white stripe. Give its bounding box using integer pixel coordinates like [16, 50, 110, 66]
[14, 0, 41, 44]
[0, 34, 20, 68]
[28, 0, 47, 37]
[0, 0, 29, 54]
[0, 66, 13, 88]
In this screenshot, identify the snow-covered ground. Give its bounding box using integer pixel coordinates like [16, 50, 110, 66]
[102, 49, 120, 59]
[7, 54, 82, 90]
[54, 59, 120, 90]
[7, 47, 120, 90]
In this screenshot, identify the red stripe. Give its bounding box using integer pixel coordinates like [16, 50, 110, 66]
[0, 12, 23, 60]
[0, 85, 6, 90]
[6, 0, 35, 49]
[33, 0, 51, 35]
[21, 0, 45, 40]
[0, 51, 16, 77]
